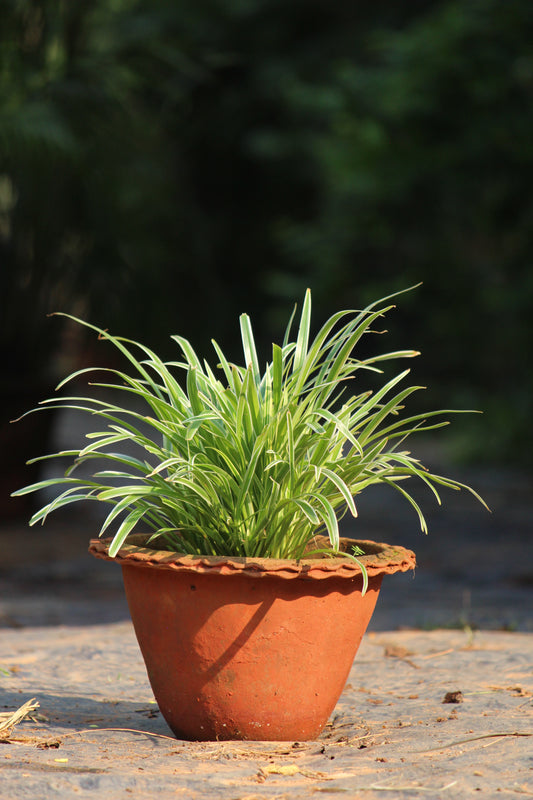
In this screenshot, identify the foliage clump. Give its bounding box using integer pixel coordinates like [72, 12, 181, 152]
[13, 289, 486, 560]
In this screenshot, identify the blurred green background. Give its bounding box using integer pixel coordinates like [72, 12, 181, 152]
[1, 0, 532, 476]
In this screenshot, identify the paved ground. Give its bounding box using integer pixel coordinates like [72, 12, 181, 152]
[1, 625, 532, 798]
[1, 457, 532, 798]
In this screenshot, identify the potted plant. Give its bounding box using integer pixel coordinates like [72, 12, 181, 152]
[13, 287, 485, 741]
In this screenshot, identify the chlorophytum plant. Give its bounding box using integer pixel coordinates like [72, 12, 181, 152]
[13, 287, 486, 570]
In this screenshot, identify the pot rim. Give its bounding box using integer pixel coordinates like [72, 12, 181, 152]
[89, 534, 416, 580]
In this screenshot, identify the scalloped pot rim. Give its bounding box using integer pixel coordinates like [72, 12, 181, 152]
[89, 534, 416, 580]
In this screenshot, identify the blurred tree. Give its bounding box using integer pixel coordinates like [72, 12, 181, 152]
[253, 0, 533, 461]
[1, 0, 532, 464]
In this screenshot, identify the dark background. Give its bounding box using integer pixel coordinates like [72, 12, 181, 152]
[2, 0, 533, 510]
[1, 0, 532, 631]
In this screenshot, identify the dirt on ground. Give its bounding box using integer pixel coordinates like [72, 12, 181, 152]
[1, 624, 532, 799]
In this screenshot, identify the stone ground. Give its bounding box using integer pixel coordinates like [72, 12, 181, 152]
[1, 460, 532, 798]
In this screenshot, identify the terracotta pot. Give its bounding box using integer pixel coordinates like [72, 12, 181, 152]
[89, 535, 415, 741]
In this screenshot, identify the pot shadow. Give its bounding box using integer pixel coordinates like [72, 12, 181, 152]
[195, 596, 276, 688]
[167, 573, 372, 693]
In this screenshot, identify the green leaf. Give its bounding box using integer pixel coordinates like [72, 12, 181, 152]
[321, 468, 358, 517]
[293, 288, 311, 377]
[108, 507, 147, 557]
[271, 343, 283, 412]
[186, 367, 203, 416]
[239, 312, 260, 386]
[211, 338, 234, 386]
[310, 493, 340, 551]
[293, 497, 321, 525]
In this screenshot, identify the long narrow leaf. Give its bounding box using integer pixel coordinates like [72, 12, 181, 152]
[13, 287, 486, 559]
[239, 313, 261, 386]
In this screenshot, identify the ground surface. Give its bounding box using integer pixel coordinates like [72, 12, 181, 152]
[1, 625, 532, 799]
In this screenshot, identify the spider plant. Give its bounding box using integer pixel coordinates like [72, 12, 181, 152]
[12, 287, 486, 563]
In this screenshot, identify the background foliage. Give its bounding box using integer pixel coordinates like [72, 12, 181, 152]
[1, 0, 532, 465]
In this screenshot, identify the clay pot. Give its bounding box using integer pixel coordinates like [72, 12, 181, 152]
[89, 535, 415, 741]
